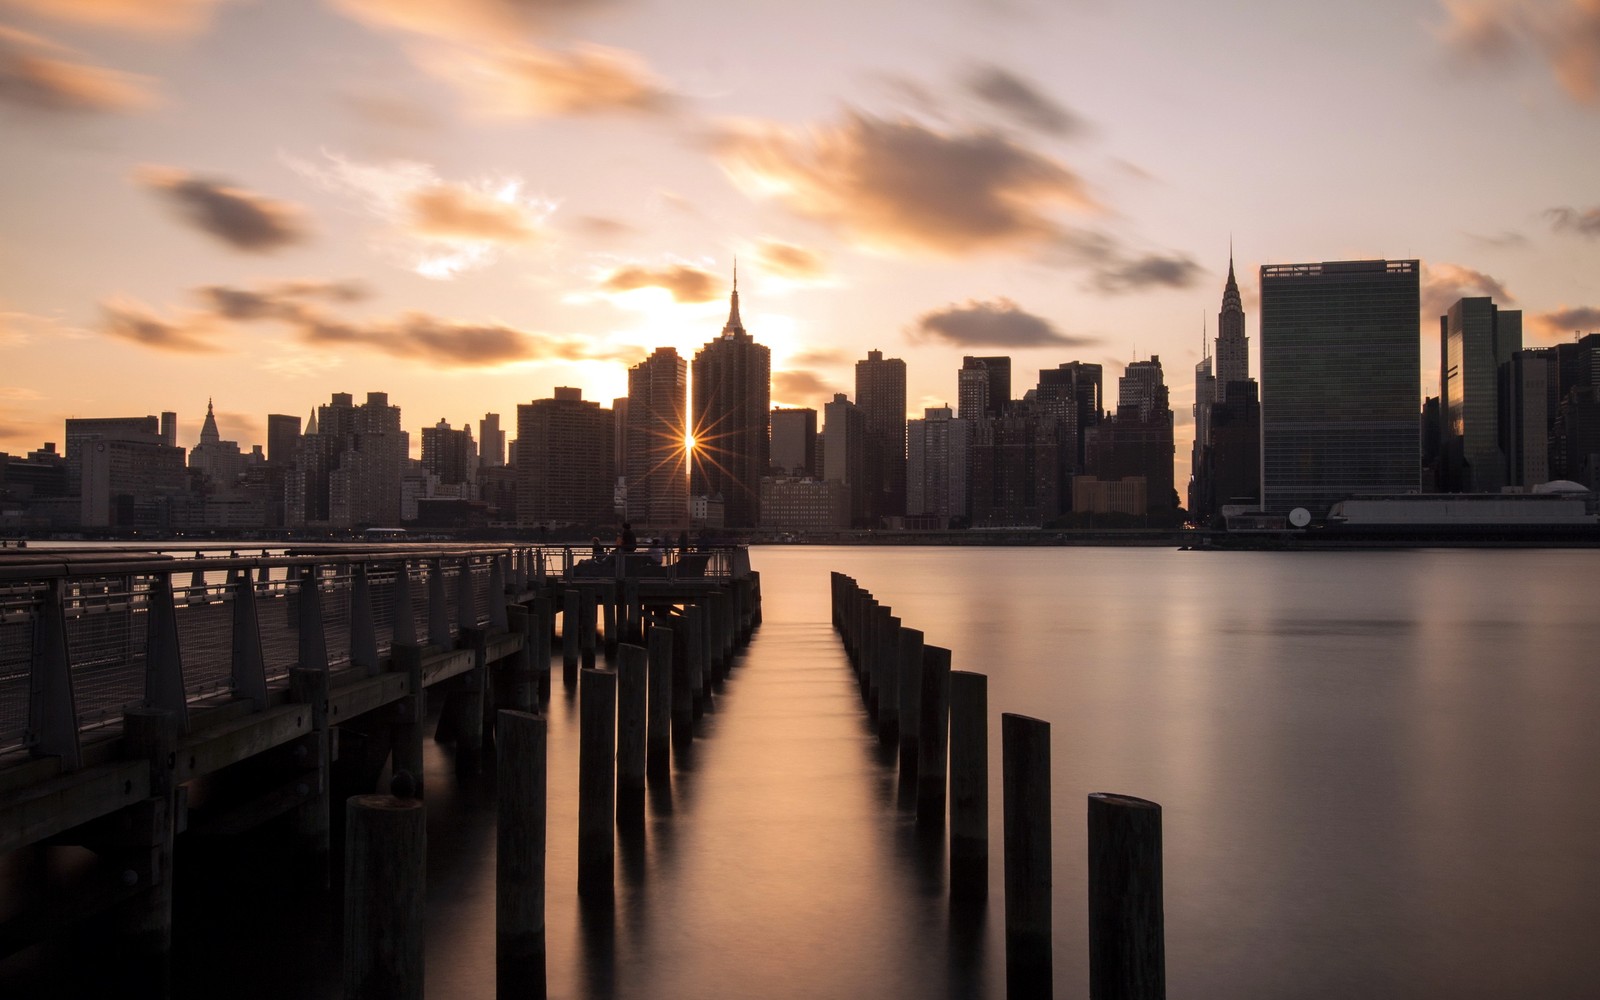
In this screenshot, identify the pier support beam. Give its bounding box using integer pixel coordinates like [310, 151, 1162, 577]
[496, 710, 547, 1000]
[120, 707, 179, 998]
[1088, 793, 1165, 1000]
[578, 668, 616, 897]
[949, 670, 988, 903]
[344, 792, 426, 1000]
[1003, 713, 1052, 999]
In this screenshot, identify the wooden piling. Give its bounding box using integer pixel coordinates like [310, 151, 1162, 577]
[645, 626, 673, 779]
[390, 643, 426, 798]
[1087, 793, 1165, 1000]
[344, 793, 426, 1000]
[578, 668, 616, 896]
[615, 644, 647, 828]
[949, 670, 988, 902]
[289, 666, 332, 886]
[601, 581, 618, 655]
[506, 604, 536, 713]
[562, 590, 580, 688]
[580, 588, 598, 671]
[877, 612, 901, 743]
[669, 616, 693, 745]
[896, 627, 924, 780]
[121, 708, 179, 996]
[532, 595, 553, 702]
[1003, 713, 1052, 998]
[496, 710, 547, 1000]
[685, 604, 705, 720]
[454, 626, 488, 774]
[916, 644, 953, 828]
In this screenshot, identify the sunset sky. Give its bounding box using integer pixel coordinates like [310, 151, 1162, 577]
[2, 0, 1598, 486]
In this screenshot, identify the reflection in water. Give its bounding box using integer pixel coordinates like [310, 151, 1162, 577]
[14, 546, 1600, 999]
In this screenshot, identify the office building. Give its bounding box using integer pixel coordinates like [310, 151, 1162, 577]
[516, 387, 614, 527]
[421, 418, 476, 486]
[626, 346, 688, 529]
[1260, 259, 1420, 518]
[907, 405, 970, 526]
[1441, 296, 1522, 492]
[855, 350, 907, 525]
[1086, 356, 1176, 517]
[957, 356, 1011, 421]
[479, 413, 505, 468]
[822, 393, 868, 526]
[770, 407, 817, 477]
[690, 272, 770, 528]
[1190, 255, 1261, 522]
[267, 414, 302, 467]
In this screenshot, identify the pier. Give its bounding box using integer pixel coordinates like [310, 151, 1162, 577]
[0, 543, 759, 996]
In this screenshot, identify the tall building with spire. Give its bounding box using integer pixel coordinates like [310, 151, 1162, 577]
[188, 398, 245, 487]
[1215, 252, 1249, 394]
[1190, 253, 1262, 523]
[691, 266, 771, 529]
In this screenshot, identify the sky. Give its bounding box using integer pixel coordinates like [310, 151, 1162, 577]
[1, 0, 1598, 488]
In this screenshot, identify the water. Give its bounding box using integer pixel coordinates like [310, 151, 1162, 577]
[13, 544, 1600, 998]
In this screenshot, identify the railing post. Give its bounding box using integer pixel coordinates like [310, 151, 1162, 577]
[428, 558, 449, 649]
[297, 564, 329, 673]
[456, 556, 477, 635]
[489, 556, 508, 632]
[351, 562, 379, 676]
[392, 559, 416, 647]
[143, 572, 189, 731]
[290, 666, 332, 887]
[230, 568, 268, 710]
[29, 578, 82, 769]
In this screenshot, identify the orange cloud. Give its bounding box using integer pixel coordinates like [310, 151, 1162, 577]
[331, 0, 613, 44]
[755, 239, 828, 280]
[1438, 0, 1600, 106]
[0, 0, 221, 34]
[100, 298, 219, 353]
[413, 41, 673, 117]
[773, 370, 838, 405]
[1420, 262, 1515, 317]
[599, 264, 719, 303]
[409, 185, 539, 242]
[137, 166, 311, 252]
[1529, 305, 1600, 339]
[714, 110, 1095, 257]
[0, 27, 158, 113]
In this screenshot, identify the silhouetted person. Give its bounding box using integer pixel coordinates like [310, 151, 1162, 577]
[619, 522, 637, 553]
[678, 530, 690, 551]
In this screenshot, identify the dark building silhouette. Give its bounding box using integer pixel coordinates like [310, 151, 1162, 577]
[287, 392, 407, 528]
[770, 407, 817, 476]
[970, 404, 1058, 527]
[856, 349, 907, 525]
[626, 346, 688, 529]
[1260, 259, 1420, 518]
[1189, 256, 1260, 522]
[421, 418, 475, 486]
[1086, 356, 1176, 518]
[691, 272, 770, 529]
[1035, 361, 1103, 509]
[822, 393, 868, 526]
[1440, 296, 1522, 492]
[266, 414, 301, 467]
[478, 413, 505, 468]
[958, 356, 1011, 420]
[516, 387, 614, 527]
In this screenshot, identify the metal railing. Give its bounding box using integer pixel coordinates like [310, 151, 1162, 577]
[0, 542, 741, 765]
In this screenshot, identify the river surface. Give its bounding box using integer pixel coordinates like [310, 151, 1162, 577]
[13, 544, 1600, 998]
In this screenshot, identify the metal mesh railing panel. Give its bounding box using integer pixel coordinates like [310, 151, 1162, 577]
[64, 576, 146, 733]
[174, 584, 234, 702]
[0, 585, 36, 755]
[321, 566, 353, 670]
[257, 572, 300, 683]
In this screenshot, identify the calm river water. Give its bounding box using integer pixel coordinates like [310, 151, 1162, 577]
[23, 544, 1600, 999]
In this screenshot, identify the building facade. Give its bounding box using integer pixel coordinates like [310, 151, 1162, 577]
[855, 349, 907, 525]
[626, 346, 688, 529]
[1260, 259, 1420, 518]
[906, 405, 970, 526]
[690, 275, 770, 529]
[516, 388, 614, 527]
[1441, 296, 1522, 492]
[770, 407, 818, 477]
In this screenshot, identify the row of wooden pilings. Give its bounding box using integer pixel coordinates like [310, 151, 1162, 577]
[342, 571, 762, 1000]
[830, 572, 1167, 1000]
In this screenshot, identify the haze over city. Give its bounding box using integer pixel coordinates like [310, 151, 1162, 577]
[3, 0, 1599, 489]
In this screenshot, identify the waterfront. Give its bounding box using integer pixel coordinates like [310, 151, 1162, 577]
[10, 544, 1600, 998]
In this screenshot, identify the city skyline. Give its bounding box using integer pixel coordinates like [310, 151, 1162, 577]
[2, 0, 1599, 492]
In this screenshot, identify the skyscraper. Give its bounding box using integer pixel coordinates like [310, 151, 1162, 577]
[822, 393, 867, 526]
[478, 413, 505, 468]
[626, 346, 688, 529]
[421, 418, 475, 486]
[267, 414, 302, 467]
[1215, 255, 1249, 394]
[855, 349, 907, 525]
[1260, 259, 1420, 518]
[957, 356, 1011, 420]
[770, 407, 817, 476]
[691, 271, 771, 529]
[1190, 253, 1261, 522]
[516, 388, 614, 527]
[1085, 356, 1175, 516]
[1441, 296, 1522, 492]
[907, 405, 971, 526]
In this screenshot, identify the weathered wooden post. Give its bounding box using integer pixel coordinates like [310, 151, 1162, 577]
[391, 559, 417, 647]
[351, 562, 379, 676]
[601, 580, 618, 656]
[896, 626, 924, 780]
[428, 558, 450, 650]
[1088, 793, 1165, 1000]
[390, 643, 426, 798]
[877, 612, 901, 743]
[949, 670, 988, 902]
[289, 666, 332, 886]
[454, 626, 488, 774]
[496, 710, 547, 1000]
[1003, 713, 1052, 998]
[506, 604, 536, 713]
[344, 791, 426, 1000]
[624, 578, 642, 644]
[615, 643, 647, 828]
[562, 589, 580, 689]
[532, 595, 553, 702]
[578, 667, 616, 896]
[580, 587, 598, 671]
[645, 625, 673, 779]
[121, 707, 179, 995]
[685, 603, 705, 719]
[916, 644, 952, 828]
[669, 614, 693, 745]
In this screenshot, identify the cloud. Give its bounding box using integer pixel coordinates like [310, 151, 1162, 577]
[0, 0, 222, 34]
[214, 410, 264, 444]
[755, 239, 828, 280]
[137, 166, 311, 252]
[1530, 305, 1600, 338]
[412, 42, 673, 118]
[964, 64, 1082, 136]
[1465, 229, 1530, 248]
[567, 214, 636, 238]
[713, 110, 1096, 257]
[910, 298, 1094, 348]
[773, 370, 838, 402]
[0, 27, 159, 113]
[342, 91, 446, 131]
[102, 280, 601, 368]
[331, 0, 615, 44]
[100, 298, 219, 353]
[409, 184, 539, 242]
[1438, 0, 1600, 106]
[599, 264, 719, 303]
[282, 151, 553, 277]
[791, 347, 847, 366]
[1421, 262, 1516, 316]
[1091, 252, 1204, 293]
[1547, 205, 1600, 237]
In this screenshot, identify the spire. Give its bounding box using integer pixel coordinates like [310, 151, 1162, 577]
[1221, 241, 1242, 315]
[199, 397, 221, 445]
[305, 406, 318, 436]
[722, 259, 745, 336]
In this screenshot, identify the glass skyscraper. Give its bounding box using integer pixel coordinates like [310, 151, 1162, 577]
[1259, 259, 1420, 519]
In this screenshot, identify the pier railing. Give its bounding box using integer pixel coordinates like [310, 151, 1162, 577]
[0, 543, 740, 765]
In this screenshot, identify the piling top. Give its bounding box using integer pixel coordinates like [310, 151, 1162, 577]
[349, 793, 424, 813]
[1089, 792, 1161, 811]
